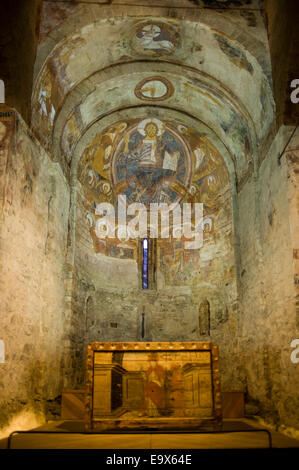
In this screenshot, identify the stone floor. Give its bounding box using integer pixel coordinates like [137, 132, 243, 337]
[1, 418, 299, 449]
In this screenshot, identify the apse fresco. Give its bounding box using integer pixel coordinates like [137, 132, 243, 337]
[78, 118, 229, 263]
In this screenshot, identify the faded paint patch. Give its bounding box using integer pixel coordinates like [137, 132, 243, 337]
[215, 33, 254, 74]
[39, 2, 79, 43]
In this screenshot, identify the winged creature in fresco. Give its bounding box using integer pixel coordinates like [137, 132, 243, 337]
[136, 24, 175, 54]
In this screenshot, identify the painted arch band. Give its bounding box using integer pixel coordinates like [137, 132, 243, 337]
[95, 195, 204, 249]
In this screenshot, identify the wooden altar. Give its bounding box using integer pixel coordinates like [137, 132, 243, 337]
[85, 342, 222, 431]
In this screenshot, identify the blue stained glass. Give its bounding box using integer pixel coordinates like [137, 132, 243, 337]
[142, 238, 148, 289]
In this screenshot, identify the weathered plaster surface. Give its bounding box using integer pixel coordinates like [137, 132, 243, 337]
[237, 126, 299, 431]
[0, 113, 70, 431]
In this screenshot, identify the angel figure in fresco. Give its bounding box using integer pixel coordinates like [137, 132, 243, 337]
[92, 122, 127, 179]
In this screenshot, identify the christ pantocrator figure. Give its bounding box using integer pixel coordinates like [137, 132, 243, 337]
[130, 119, 179, 171]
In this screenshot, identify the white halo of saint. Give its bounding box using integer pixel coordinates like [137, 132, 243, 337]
[137, 118, 164, 137]
[87, 169, 96, 186]
[190, 185, 198, 196]
[117, 225, 130, 242]
[177, 124, 188, 135]
[101, 182, 111, 194]
[86, 212, 94, 228]
[202, 217, 213, 232]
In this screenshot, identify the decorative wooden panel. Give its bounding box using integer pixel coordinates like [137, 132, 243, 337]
[85, 342, 222, 431]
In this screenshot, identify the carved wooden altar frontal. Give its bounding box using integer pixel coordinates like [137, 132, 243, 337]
[85, 342, 222, 430]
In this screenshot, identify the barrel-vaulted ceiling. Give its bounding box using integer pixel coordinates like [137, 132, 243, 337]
[31, 1, 275, 189]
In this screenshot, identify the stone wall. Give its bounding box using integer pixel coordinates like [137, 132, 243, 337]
[285, 128, 299, 331]
[237, 125, 299, 432]
[0, 111, 70, 435]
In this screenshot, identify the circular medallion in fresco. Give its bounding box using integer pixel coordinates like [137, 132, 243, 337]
[135, 76, 174, 101]
[111, 118, 192, 206]
[132, 22, 179, 56]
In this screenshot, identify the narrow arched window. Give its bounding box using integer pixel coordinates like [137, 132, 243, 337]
[139, 238, 156, 290]
[142, 238, 149, 289]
